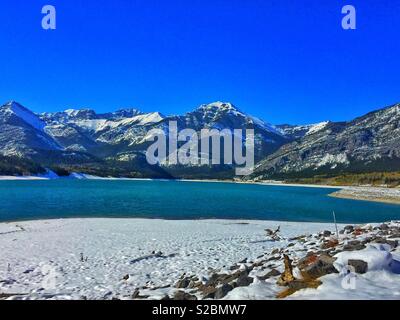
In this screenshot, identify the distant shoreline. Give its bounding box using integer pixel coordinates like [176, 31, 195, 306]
[2, 174, 400, 205]
[0, 174, 341, 188]
[329, 187, 400, 205]
[0, 174, 338, 186]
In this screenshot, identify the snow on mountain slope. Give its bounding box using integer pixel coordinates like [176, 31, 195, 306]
[249, 115, 283, 136]
[43, 110, 164, 132]
[5, 101, 46, 131]
[0, 101, 301, 168]
[194, 102, 282, 135]
[251, 103, 400, 179]
[199, 101, 240, 115]
[0, 102, 63, 157]
[41, 107, 142, 123]
[276, 121, 330, 139]
[2, 99, 400, 179]
[118, 112, 164, 127]
[72, 119, 109, 132]
[64, 108, 96, 119]
[177, 102, 284, 139]
[306, 121, 330, 136]
[39, 108, 166, 152]
[38, 101, 287, 161]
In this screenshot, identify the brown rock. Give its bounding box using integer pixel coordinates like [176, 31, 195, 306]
[297, 254, 319, 270]
[300, 253, 337, 279]
[271, 248, 280, 255]
[199, 285, 217, 299]
[173, 290, 197, 300]
[214, 284, 234, 299]
[373, 238, 398, 248]
[380, 224, 389, 231]
[257, 268, 281, 280]
[175, 277, 191, 288]
[205, 273, 221, 287]
[132, 289, 149, 299]
[343, 240, 366, 251]
[322, 230, 332, 237]
[348, 259, 368, 274]
[235, 272, 253, 287]
[344, 225, 354, 233]
[321, 239, 339, 249]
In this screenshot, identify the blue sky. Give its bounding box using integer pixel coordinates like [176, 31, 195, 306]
[0, 0, 399, 124]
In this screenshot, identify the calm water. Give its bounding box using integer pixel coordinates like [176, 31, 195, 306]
[0, 179, 400, 223]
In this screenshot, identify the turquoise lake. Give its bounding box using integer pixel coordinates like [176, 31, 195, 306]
[0, 179, 400, 223]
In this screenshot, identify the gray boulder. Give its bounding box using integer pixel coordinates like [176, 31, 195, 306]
[348, 259, 368, 274]
[214, 284, 234, 299]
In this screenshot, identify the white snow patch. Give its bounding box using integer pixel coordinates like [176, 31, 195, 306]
[334, 244, 397, 273]
[118, 112, 164, 126]
[7, 102, 46, 131]
[249, 116, 283, 136]
[0, 170, 59, 180]
[224, 278, 280, 300]
[68, 113, 164, 133]
[306, 121, 330, 135]
[316, 153, 349, 168]
[73, 119, 108, 132]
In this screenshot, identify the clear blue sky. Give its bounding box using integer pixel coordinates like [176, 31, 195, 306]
[0, 0, 399, 124]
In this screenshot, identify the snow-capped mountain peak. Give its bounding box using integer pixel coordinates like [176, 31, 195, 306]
[40, 107, 144, 125]
[64, 108, 80, 116]
[205, 101, 236, 110]
[64, 108, 97, 120]
[108, 108, 142, 119]
[2, 99, 400, 179]
[189, 101, 284, 137]
[3, 101, 46, 131]
[197, 101, 242, 115]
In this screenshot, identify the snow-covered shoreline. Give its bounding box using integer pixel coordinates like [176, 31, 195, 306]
[329, 186, 400, 205]
[0, 176, 49, 180]
[1, 218, 399, 300]
[0, 173, 155, 181]
[0, 218, 338, 300]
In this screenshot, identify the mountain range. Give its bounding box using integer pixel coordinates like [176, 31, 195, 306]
[0, 100, 399, 180]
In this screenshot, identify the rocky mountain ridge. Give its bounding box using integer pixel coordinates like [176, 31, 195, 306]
[1, 100, 399, 179]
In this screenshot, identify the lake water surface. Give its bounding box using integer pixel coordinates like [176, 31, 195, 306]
[1, 179, 400, 223]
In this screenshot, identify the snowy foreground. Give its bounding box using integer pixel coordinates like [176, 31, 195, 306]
[0, 218, 400, 300]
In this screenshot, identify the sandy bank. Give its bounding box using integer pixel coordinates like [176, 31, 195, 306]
[329, 187, 400, 205]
